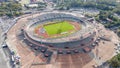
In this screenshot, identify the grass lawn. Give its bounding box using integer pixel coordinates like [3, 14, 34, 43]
[44, 21, 75, 35]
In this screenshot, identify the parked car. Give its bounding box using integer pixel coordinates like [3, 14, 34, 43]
[2, 44, 8, 48]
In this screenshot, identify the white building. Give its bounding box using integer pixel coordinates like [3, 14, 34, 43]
[18, 0, 44, 6]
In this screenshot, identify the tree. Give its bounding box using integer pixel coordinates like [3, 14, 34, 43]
[108, 54, 120, 68]
[0, 2, 22, 17]
[117, 30, 120, 37]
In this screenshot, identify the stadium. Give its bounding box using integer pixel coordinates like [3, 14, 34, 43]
[19, 12, 96, 67]
[6, 11, 116, 68]
[24, 12, 96, 52]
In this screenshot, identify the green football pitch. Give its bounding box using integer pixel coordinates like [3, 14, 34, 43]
[44, 21, 75, 35]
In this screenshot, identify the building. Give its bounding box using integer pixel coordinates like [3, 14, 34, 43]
[18, 0, 44, 6]
[0, 0, 12, 2]
[116, 0, 120, 2]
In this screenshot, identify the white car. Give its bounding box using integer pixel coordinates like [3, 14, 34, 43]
[2, 44, 8, 48]
[116, 50, 120, 54]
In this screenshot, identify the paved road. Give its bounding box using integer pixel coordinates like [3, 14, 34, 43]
[0, 26, 9, 68]
[0, 48, 9, 68]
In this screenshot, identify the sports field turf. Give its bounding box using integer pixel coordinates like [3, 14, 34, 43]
[44, 21, 75, 35]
